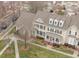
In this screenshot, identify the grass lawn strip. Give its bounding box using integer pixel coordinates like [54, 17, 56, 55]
[18, 40, 71, 58]
[0, 39, 10, 51]
[0, 42, 15, 58]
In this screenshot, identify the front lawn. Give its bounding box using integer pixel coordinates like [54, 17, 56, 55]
[18, 40, 71, 58]
[33, 38, 74, 55]
[53, 46, 74, 54]
[8, 27, 16, 35]
[33, 38, 45, 46]
[0, 39, 10, 51]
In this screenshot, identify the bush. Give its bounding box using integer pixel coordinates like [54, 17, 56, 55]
[64, 43, 68, 46]
[53, 43, 60, 47]
[64, 43, 76, 49]
[36, 36, 44, 40]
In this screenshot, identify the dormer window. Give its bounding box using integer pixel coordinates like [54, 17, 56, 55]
[49, 18, 53, 25]
[54, 19, 58, 26]
[59, 20, 64, 27]
[69, 31, 71, 35]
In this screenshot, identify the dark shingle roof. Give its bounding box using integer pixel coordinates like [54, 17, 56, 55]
[34, 11, 71, 30]
[15, 10, 35, 33]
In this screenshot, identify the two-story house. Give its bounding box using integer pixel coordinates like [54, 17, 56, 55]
[32, 11, 71, 45]
[15, 10, 79, 48]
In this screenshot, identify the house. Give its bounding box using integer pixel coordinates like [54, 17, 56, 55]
[15, 9, 35, 40]
[32, 11, 71, 45]
[15, 10, 79, 48]
[66, 15, 79, 47]
[32, 11, 79, 48]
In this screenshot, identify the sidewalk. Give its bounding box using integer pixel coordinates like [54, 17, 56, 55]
[12, 36, 19, 58]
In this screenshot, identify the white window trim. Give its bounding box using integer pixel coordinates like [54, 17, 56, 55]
[49, 18, 53, 25]
[59, 20, 64, 27]
[54, 19, 58, 26]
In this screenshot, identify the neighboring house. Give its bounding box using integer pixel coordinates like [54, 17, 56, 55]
[15, 9, 35, 40]
[15, 10, 79, 48]
[66, 15, 79, 47]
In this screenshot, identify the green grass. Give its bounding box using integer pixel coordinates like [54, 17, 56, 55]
[9, 27, 16, 35]
[33, 39, 73, 54]
[0, 42, 15, 58]
[18, 40, 71, 58]
[53, 46, 73, 54]
[0, 39, 10, 51]
[33, 39, 45, 46]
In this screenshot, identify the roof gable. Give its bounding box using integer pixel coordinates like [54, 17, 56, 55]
[35, 18, 44, 23]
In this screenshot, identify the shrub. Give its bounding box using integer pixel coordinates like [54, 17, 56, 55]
[36, 36, 44, 40]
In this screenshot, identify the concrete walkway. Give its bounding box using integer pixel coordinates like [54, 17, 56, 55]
[0, 24, 15, 40]
[0, 39, 14, 56]
[28, 42, 79, 58]
[12, 36, 19, 58]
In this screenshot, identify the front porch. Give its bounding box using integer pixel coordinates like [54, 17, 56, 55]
[45, 32, 63, 45]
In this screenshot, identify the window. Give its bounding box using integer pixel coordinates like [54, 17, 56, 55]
[49, 18, 53, 25]
[59, 20, 64, 27]
[54, 19, 58, 26]
[48, 27, 50, 31]
[34, 24, 39, 28]
[56, 38, 59, 42]
[40, 25, 43, 29]
[44, 26, 45, 30]
[78, 42, 79, 46]
[40, 31, 43, 35]
[75, 32, 77, 35]
[37, 30, 39, 34]
[47, 35, 49, 39]
[43, 32, 45, 37]
[37, 24, 39, 28]
[69, 31, 71, 34]
[60, 31, 62, 34]
[39, 31, 44, 36]
[50, 28, 54, 32]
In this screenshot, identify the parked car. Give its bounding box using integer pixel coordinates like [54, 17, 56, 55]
[1, 22, 7, 30]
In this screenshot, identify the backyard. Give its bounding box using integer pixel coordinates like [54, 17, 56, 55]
[0, 39, 10, 51]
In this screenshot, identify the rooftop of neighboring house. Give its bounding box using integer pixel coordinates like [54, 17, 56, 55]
[15, 9, 35, 32]
[69, 14, 79, 29]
